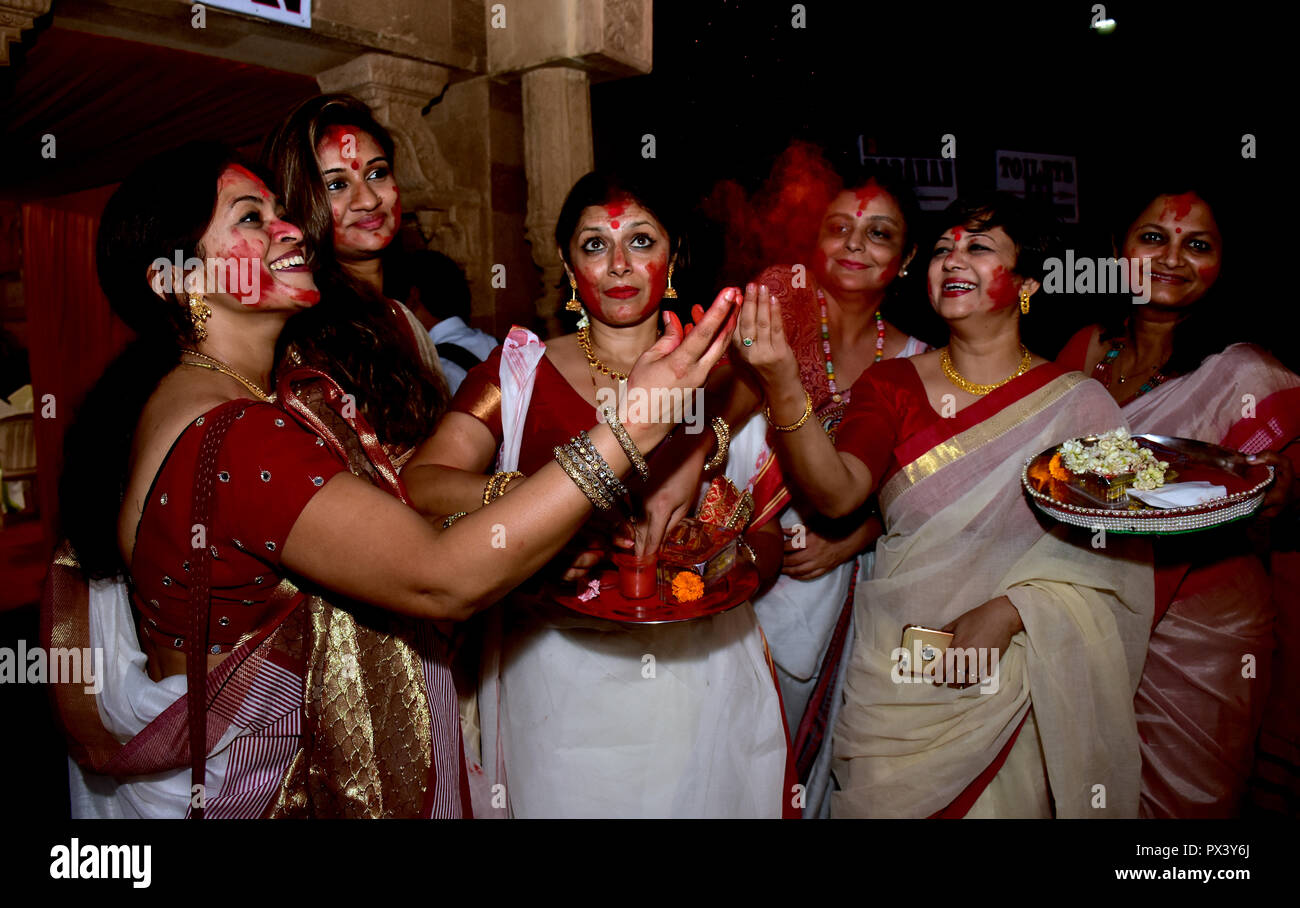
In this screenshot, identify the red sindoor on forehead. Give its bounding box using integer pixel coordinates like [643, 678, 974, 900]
[1161, 193, 1197, 222]
[952, 227, 963, 242]
[605, 201, 626, 230]
[853, 181, 882, 217]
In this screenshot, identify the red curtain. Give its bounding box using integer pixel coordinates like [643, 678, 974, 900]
[23, 188, 133, 540]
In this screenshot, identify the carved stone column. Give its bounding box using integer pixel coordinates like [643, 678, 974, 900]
[0, 0, 51, 66]
[521, 67, 593, 335]
[316, 53, 488, 313]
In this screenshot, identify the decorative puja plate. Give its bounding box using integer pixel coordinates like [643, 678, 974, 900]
[553, 559, 760, 624]
[1022, 434, 1274, 535]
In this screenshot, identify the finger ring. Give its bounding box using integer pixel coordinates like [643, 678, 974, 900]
[743, 337, 754, 346]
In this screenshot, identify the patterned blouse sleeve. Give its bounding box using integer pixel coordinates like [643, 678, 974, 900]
[212, 403, 349, 566]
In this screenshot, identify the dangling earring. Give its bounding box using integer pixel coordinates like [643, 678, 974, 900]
[188, 292, 212, 341]
[663, 263, 678, 299]
[565, 274, 582, 313]
[1019, 287, 1031, 315]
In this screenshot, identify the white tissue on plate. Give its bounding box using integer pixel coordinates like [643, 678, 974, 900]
[1127, 481, 1227, 509]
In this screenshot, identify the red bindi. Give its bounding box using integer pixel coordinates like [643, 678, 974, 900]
[952, 227, 963, 242]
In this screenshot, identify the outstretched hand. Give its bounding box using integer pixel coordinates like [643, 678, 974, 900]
[729, 282, 799, 392]
[624, 287, 741, 431]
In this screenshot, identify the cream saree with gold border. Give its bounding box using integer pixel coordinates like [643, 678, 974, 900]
[832, 368, 1154, 817]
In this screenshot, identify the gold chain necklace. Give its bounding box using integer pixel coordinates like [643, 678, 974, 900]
[576, 324, 629, 383]
[179, 349, 274, 402]
[939, 344, 1032, 395]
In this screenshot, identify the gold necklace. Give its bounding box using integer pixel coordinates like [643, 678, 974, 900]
[939, 344, 1033, 395]
[577, 324, 629, 383]
[179, 349, 274, 403]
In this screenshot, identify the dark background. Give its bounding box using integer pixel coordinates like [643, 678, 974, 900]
[592, 0, 1281, 362]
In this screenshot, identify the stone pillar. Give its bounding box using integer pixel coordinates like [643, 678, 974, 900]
[487, 0, 653, 334]
[521, 67, 593, 336]
[0, 0, 51, 66]
[316, 53, 490, 317]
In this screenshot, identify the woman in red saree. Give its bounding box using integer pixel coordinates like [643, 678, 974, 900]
[1056, 185, 1300, 816]
[46, 145, 737, 818]
[732, 193, 1153, 817]
[741, 165, 930, 817]
[261, 92, 449, 464]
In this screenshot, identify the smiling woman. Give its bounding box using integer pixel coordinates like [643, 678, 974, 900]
[261, 94, 448, 460]
[733, 192, 1154, 817]
[44, 145, 740, 819]
[1056, 181, 1300, 816]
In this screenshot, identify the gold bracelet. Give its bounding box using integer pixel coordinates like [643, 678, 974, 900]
[602, 406, 649, 479]
[554, 443, 614, 510]
[442, 511, 468, 528]
[764, 389, 813, 432]
[483, 470, 524, 506]
[703, 416, 730, 471]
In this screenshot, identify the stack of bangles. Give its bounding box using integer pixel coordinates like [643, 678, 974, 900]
[483, 470, 524, 506]
[553, 407, 649, 511]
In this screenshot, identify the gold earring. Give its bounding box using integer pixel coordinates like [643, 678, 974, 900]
[1019, 287, 1031, 315]
[663, 263, 678, 299]
[565, 274, 583, 313]
[188, 292, 212, 341]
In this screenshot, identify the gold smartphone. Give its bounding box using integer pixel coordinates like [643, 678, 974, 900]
[900, 625, 954, 676]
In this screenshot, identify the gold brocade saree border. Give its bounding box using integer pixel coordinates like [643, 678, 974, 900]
[879, 373, 1088, 514]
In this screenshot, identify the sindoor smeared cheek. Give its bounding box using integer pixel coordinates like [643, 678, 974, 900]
[575, 270, 600, 306]
[987, 266, 1019, 309]
[880, 257, 900, 283]
[644, 259, 668, 315]
[1197, 263, 1221, 284]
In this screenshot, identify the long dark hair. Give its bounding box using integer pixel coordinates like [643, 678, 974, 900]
[1097, 181, 1243, 377]
[61, 141, 246, 579]
[261, 94, 447, 449]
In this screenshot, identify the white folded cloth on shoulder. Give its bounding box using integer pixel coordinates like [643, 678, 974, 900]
[1128, 481, 1227, 509]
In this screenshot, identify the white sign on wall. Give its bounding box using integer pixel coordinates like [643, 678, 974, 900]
[995, 150, 1079, 223]
[861, 148, 958, 211]
[203, 0, 312, 29]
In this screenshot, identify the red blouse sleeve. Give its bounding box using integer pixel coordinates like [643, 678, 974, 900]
[1056, 325, 1097, 372]
[211, 402, 348, 566]
[450, 346, 504, 442]
[834, 359, 910, 482]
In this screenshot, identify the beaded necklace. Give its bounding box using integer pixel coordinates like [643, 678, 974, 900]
[1094, 338, 1168, 397]
[816, 288, 885, 406]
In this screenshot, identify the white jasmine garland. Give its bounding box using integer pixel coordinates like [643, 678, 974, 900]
[1058, 428, 1169, 491]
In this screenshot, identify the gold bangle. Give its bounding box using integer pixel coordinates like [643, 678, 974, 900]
[442, 511, 468, 528]
[765, 389, 813, 432]
[703, 417, 730, 471]
[483, 470, 524, 506]
[554, 443, 613, 510]
[601, 406, 648, 479]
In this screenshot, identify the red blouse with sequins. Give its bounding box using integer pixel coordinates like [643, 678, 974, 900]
[129, 401, 346, 655]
